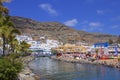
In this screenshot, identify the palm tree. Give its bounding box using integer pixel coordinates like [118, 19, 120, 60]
[11, 38, 20, 54]
[0, 26, 21, 55]
[0, 14, 22, 55]
[0, 0, 11, 14]
[0, 16, 15, 56]
[19, 41, 31, 54]
[0, 1, 31, 56]
[7, 27, 21, 48]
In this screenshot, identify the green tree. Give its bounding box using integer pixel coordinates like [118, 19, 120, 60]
[19, 41, 31, 54]
[108, 39, 113, 45]
[11, 38, 21, 54]
[95, 48, 99, 54]
[0, 1, 29, 80]
[116, 35, 120, 44]
[0, 16, 18, 56]
[0, 0, 13, 56]
[0, 1, 30, 56]
[8, 28, 21, 53]
[0, 57, 23, 80]
[0, 0, 9, 14]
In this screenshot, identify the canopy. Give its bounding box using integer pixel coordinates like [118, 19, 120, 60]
[54, 44, 87, 53]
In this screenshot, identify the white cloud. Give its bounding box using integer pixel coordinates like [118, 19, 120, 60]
[80, 20, 88, 24]
[39, 3, 58, 16]
[89, 22, 102, 27]
[97, 10, 104, 15]
[64, 19, 78, 26]
[116, 16, 120, 20]
[112, 16, 120, 21]
[80, 21, 103, 31]
[111, 25, 120, 29]
[88, 22, 103, 31]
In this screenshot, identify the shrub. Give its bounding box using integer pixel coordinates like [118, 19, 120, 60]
[0, 57, 23, 80]
[20, 52, 31, 57]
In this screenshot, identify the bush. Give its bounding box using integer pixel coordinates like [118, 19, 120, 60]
[20, 52, 31, 57]
[7, 52, 31, 58]
[0, 57, 23, 80]
[9, 53, 21, 59]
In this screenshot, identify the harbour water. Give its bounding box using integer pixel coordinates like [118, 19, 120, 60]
[29, 57, 120, 80]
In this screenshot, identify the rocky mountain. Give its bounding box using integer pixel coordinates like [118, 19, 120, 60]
[10, 16, 117, 44]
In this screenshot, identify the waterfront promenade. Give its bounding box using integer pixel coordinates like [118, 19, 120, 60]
[51, 56, 120, 69]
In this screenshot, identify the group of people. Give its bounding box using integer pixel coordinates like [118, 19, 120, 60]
[56, 52, 120, 62]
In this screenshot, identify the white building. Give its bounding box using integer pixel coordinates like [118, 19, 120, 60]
[16, 35, 62, 55]
[16, 35, 33, 42]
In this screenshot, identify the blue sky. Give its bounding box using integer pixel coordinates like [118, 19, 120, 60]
[4, 0, 120, 35]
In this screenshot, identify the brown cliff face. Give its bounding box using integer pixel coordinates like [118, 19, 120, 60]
[10, 16, 117, 44]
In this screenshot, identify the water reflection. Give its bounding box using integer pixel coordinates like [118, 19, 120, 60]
[29, 57, 120, 80]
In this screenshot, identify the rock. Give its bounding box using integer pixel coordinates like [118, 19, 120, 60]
[18, 56, 40, 80]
